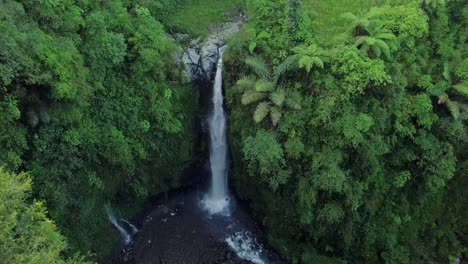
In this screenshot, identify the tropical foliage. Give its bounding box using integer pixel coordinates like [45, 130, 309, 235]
[225, 0, 467, 263]
[0, 168, 90, 264]
[0, 0, 197, 259]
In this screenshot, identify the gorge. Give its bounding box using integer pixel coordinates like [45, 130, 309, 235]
[109, 37, 283, 263]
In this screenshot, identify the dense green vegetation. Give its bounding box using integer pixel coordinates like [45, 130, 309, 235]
[225, 0, 467, 263]
[1, 0, 466, 263]
[0, 0, 198, 259]
[0, 168, 89, 263]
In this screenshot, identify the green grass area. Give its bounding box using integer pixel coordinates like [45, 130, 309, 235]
[168, 0, 243, 36]
[304, 0, 385, 46]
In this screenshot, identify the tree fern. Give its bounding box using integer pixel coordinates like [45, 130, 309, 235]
[237, 56, 303, 126]
[289, 44, 324, 73]
[344, 9, 397, 60]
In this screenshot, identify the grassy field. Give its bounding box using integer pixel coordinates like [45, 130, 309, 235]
[168, 0, 244, 36]
[304, 0, 385, 46]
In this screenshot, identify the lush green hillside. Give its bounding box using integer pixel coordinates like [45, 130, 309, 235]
[225, 0, 467, 263]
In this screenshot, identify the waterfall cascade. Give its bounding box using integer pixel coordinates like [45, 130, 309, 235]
[201, 46, 230, 215]
[105, 205, 137, 244]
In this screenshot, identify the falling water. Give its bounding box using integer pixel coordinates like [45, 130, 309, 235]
[202, 46, 230, 215]
[122, 219, 139, 234]
[105, 205, 132, 244]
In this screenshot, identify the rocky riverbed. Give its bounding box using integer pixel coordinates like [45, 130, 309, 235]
[109, 164, 284, 264]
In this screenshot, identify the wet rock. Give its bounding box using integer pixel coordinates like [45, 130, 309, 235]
[179, 21, 243, 81]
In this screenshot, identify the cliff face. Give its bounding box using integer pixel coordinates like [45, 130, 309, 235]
[177, 20, 243, 81]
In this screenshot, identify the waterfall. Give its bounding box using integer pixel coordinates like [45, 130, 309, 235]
[105, 205, 132, 244]
[122, 219, 139, 234]
[202, 46, 230, 215]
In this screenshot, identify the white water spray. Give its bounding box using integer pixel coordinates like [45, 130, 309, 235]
[121, 219, 139, 234]
[226, 231, 266, 264]
[202, 46, 230, 215]
[105, 205, 132, 244]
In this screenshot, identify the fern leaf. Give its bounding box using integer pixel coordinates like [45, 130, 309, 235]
[298, 56, 313, 73]
[38, 105, 51, 124]
[446, 100, 460, 119]
[375, 32, 396, 40]
[373, 45, 382, 58]
[255, 79, 275, 92]
[285, 91, 302, 110]
[443, 62, 451, 82]
[271, 89, 286, 106]
[375, 39, 390, 58]
[365, 37, 376, 46]
[354, 36, 367, 46]
[341, 12, 358, 21]
[249, 42, 257, 53]
[26, 110, 39, 128]
[236, 75, 256, 92]
[256, 31, 271, 40]
[274, 55, 297, 80]
[242, 91, 267, 105]
[245, 56, 270, 79]
[254, 102, 270, 123]
[270, 106, 282, 126]
[452, 82, 468, 96]
[306, 44, 318, 54]
[310, 57, 324, 69]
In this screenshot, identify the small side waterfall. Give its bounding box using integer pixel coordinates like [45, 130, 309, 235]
[105, 205, 137, 244]
[202, 46, 230, 215]
[122, 219, 139, 234]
